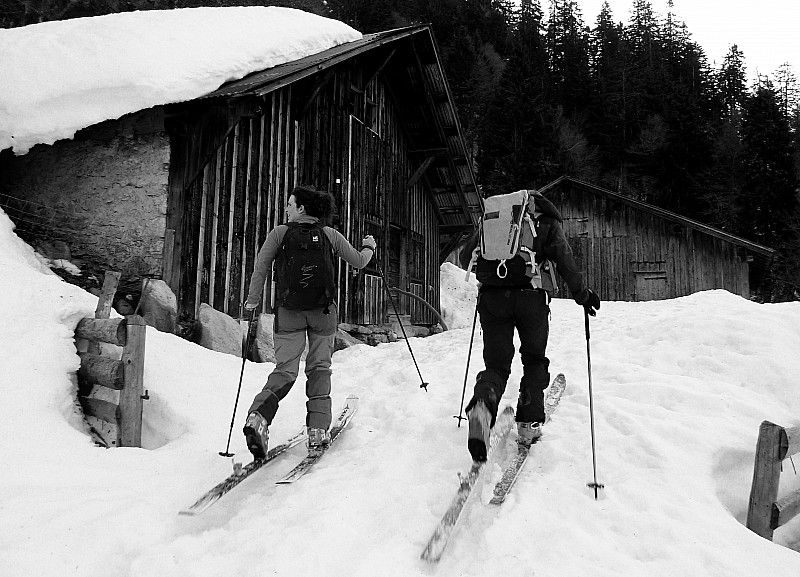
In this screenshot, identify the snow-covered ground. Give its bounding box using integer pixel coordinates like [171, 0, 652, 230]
[0, 205, 799, 577]
[0, 7, 361, 154]
[1, 7, 800, 577]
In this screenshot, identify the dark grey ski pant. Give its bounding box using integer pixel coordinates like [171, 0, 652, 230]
[247, 304, 338, 429]
[465, 287, 550, 426]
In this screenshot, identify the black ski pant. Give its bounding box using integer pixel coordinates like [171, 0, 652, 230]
[465, 287, 550, 426]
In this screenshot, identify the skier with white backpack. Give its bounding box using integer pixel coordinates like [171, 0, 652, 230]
[460, 188, 600, 461]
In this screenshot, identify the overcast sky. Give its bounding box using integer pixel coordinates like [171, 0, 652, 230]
[570, 0, 799, 82]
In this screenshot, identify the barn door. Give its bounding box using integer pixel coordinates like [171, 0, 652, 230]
[633, 261, 668, 301]
[346, 115, 386, 324]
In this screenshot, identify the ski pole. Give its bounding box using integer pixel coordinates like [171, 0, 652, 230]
[584, 307, 604, 499]
[219, 308, 257, 457]
[375, 258, 429, 391]
[454, 297, 479, 427]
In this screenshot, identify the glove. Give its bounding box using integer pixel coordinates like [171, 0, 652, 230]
[244, 301, 258, 311]
[576, 288, 601, 316]
[247, 317, 259, 339]
[245, 308, 258, 339]
[362, 235, 377, 251]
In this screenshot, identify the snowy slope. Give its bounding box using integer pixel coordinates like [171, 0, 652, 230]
[0, 206, 799, 576]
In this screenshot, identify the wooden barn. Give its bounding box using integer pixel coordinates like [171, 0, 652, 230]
[0, 25, 481, 328]
[538, 176, 774, 301]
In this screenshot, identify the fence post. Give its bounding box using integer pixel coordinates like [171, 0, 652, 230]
[88, 271, 121, 354]
[746, 421, 784, 540]
[118, 315, 146, 447]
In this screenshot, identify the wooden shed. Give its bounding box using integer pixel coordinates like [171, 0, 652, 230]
[0, 25, 481, 327]
[538, 176, 774, 301]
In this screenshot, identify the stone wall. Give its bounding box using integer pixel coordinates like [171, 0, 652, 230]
[0, 107, 170, 277]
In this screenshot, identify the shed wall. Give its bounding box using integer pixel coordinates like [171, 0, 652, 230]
[169, 61, 440, 325]
[548, 187, 750, 301]
[0, 108, 170, 277]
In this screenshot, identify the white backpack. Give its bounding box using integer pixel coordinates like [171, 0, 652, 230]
[465, 189, 557, 292]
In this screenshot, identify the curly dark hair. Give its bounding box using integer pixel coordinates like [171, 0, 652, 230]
[292, 185, 337, 225]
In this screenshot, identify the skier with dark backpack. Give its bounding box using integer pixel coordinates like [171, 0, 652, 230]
[242, 185, 376, 459]
[460, 188, 600, 461]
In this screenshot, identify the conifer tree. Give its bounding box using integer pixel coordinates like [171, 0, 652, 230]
[773, 62, 799, 118]
[588, 1, 628, 188]
[717, 45, 748, 122]
[740, 80, 797, 247]
[478, 0, 552, 192]
[546, 0, 592, 114]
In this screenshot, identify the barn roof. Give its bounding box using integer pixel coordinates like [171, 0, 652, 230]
[539, 176, 775, 276]
[202, 25, 482, 238]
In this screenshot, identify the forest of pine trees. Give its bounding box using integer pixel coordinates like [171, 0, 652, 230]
[2, 0, 799, 300]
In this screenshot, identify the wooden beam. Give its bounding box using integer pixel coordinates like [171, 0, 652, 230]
[162, 228, 176, 290]
[94, 271, 120, 318]
[407, 156, 436, 190]
[75, 318, 127, 346]
[118, 315, 146, 448]
[438, 231, 471, 266]
[746, 421, 784, 540]
[88, 271, 121, 356]
[79, 397, 120, 426]
[773, 489, 800, 530]
[77, 353, 125, 391]
[780, 425, 800, 460]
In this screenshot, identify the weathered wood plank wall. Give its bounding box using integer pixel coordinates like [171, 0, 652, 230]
[172, 59, 440, 325]
[548, 187, 750, 301]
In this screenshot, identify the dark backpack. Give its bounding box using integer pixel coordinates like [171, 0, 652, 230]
[275, 222, 336, 311]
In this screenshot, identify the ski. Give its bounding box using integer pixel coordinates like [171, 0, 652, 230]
[420, 405, 516, 564]
[489, 373, 567, 505]
[276, 395, 359, 484]
[179, 426, 307, 516]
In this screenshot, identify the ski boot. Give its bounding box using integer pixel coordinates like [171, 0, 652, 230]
[517, 421, 542, 447]
[307, 427, 331, 457]
[467, 400, 492, 462]
[243, 411, 269, 460]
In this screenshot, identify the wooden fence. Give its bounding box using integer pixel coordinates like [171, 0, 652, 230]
[746, 421, 800, 540]
[76, 315, 147, 448]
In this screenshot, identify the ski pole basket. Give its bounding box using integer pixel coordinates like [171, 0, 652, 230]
[746, 421, 800, 541]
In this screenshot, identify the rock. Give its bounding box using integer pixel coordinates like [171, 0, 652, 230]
[249, 313, 276, 363]
[197, 303, 244, 357]
[138, 279, 177, 333]
[114, 297, 135, 315]
[334, 328, 362, 352]
[365, 333, 389, 346]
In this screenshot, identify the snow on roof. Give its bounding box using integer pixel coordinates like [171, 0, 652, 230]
[0, 7, 362, 155]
